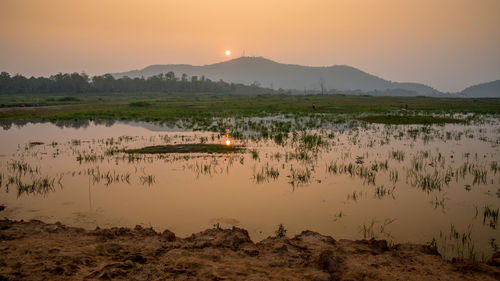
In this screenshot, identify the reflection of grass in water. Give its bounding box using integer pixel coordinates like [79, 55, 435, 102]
[17, 176, 56, 197]
[140, 175, 155, 186]
[391, 150, 405, 162]
[273, 132, 287, 146]
[360, 220, 375, 239]
[7, 175, 16, 189]
[190, 162, 216, 177]
[127, 154, 142, 163]
[431, 224, 479, 261]
[327, 162, 376, 186]
[333, 211, 344, 222]
[358, 115, 466, 125]
[254, 164, 280, 183]
[8, 160, 36, 175]
[104, 147, 120, 156]
[88, 167, 131, 186]
[472, 167, 487, 185]
[347, 191, 361, 202]
[355, 156, 364, 164]
[327, 161, 338, 174]
[410, 171, 443, 193]
[250, 149, 259, 160]
[411, 156, 424, 171]
[76, 152, 104, 163]
[491, 161, 499, 174]
[430, 194, 448, 213]
[2, 112, 499, 261]
[389, 169, 398, 183]
[126, 144, 244, 154]
[490, 239, 499, 252]
[300, 133, 324, 150]
[374, 185, 396, 199]
[378, 160, 388, 171]
[288, 166, 311, 188]
[456, 162, 488, 185]
[483, 206, 499, 229]
[359, 219, 396, 244]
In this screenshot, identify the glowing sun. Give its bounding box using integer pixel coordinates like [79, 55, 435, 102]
[225, 50, 231, 56]
[225, 139, 231, 146]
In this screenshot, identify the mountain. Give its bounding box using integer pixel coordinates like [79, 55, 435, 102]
[460, 80, 500, 98]
[113, 57, 441, 96]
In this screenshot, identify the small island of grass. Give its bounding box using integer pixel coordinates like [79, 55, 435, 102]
[125, 143, 245, 154]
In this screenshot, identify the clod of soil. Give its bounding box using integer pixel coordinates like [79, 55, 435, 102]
[0, 219, 499, 280]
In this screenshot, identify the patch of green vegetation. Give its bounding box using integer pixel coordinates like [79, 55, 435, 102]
[275, 223, 287, 238]
[483, 206, 499, 229]
[1, 93, 499, 124]
[57, 96, 80, 102]
[358, 115, 466, 125]
[125, 143, 245, 154]
[28, 142, 44, 147]
[128, 101, 151, 107]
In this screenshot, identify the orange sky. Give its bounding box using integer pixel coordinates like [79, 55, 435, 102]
[1, 0, 499, 92]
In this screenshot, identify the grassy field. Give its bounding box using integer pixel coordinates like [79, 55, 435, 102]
[1, 93, 499, 125]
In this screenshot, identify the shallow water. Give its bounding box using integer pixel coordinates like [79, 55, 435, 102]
[0, 119, 499, 260]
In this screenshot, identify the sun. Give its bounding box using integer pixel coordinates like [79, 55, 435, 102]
[225, 139, 231, 146]
[225, 50, 231, 56]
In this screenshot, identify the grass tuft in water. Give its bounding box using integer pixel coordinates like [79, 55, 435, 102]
[28, 141, 44, 147]
[275, 223, 287, 238]
[483, 206, 499, 229]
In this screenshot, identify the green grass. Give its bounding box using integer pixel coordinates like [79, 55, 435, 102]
[128, 101, 151, 107]
[28, 141, 44, 147]
[275, 223, 287, 238]
[125, 144, 245, 154]
[1, 93, 499, 124]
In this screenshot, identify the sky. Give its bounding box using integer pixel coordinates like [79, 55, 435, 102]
[0, 0, 499, 92]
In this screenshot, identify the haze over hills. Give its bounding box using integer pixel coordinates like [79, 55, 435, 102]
[113, 57, 499, 97]
[460, 80, 500, 98]
[113, 57, 440, 96]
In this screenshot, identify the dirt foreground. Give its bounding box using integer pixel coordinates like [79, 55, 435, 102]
[0, 219, 499, 281]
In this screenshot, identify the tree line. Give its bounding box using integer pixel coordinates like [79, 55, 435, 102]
[0, 71, 274, 94]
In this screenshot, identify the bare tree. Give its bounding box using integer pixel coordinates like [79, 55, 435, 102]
[319, 77, 325, 94]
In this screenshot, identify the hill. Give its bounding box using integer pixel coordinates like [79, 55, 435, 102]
[461, 80, 500, 98]
[113, 57, 441, 96]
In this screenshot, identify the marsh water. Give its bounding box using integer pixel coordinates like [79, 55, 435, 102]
[0, 117, 499, 260]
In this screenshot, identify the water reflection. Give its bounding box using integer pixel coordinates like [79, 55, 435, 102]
[0, 118, 499, 261]
[0, 119, 182, 131]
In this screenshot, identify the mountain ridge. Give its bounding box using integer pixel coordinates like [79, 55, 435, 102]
[113, 57, 498, 97]
[460, 80, 500, 98]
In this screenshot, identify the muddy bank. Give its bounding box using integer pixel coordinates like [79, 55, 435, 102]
[0, 219, 499, 281]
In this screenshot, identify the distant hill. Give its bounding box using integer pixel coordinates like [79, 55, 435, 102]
[460, 80, 500, 98]
[113, 57, 441, 96]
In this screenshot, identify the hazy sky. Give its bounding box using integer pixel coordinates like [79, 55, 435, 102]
[1, 0, 499, 92]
